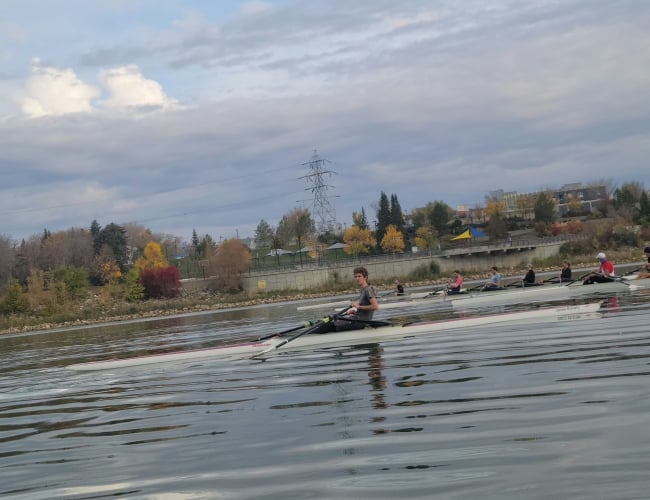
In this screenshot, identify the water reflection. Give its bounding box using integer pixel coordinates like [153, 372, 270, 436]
[1, 294, 650, 498]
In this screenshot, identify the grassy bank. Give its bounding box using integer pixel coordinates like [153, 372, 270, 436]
[1, 248, 644, 335]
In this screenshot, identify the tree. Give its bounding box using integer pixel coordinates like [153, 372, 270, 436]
[638, 191, 650, 224]
[95, 223, 128, 270]
[280, 208, 314, 267]
[135, 242, 168, 272]
[352, 208, 369, 230]
[414, 225, 438, 254]
[90, 219, 102, 254]
[254, 220, 274, 254]
[191, 229, 200, 257]
[390, 194, 405, 233]
[1, 279, 28, 314]
[52, 266, 89, 301]
[375, 192, 391, 246]
[484, 198, 507, 220]
[343, 226, 376, 257]
[196, 234, 216, 259]
[90, 246, 122, 286]
[534, 192, 556, 224]
[381, 225, 405, 254]
[486, 213, 508, 239]
[516, 193, 535, 221]
[207, 238, 251, 292]
[429, 201, 452, 235]
[0, 234, 15, 290]
[613, 181, 645, 221]
[123, 223, 154, 253]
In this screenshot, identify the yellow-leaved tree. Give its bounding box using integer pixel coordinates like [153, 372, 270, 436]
[414, 225, 438, 254]
[343, 226, 376, 257]
[135, 242, 168, 272]
[381, 225, 405, 254]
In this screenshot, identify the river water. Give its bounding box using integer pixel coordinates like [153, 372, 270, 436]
[1, 289, 650, 499]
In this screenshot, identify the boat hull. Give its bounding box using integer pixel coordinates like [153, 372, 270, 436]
[66, 302, 602, 371]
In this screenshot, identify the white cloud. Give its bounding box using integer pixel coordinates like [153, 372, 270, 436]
[99, 65, 178, 111]
[21, 58, 100, 118]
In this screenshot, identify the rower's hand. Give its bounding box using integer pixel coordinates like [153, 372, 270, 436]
[347, 307, 358, 315]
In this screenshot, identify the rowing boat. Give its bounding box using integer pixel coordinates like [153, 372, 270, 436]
[296, 289, 450, 312]
[66, 302, 602, 371]
[328, 277, 650, 313]
[450, 277, 650, 310]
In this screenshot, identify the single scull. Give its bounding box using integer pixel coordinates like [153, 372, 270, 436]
[66, 302, 602, 371]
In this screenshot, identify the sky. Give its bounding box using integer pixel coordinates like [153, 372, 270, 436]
[2, 0, 650, 244]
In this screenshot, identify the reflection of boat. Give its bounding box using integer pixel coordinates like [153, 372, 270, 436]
[67, 302, 603, 371]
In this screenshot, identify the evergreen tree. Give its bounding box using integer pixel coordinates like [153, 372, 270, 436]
[389, 194, 405, 233]
[90, 220, 102, 255]
[254, 220, 275, 253]
[97, 223, 128, 270]
[191, 229, 200, 257]
[375, 191, 391, 246]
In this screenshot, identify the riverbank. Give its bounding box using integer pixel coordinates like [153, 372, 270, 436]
[1, 257, 643, 335]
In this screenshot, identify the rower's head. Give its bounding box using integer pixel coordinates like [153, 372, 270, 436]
[596, 252, 606, 261]
[644, 246, 650, 254]
[562, 260, 571, 267]
[353, 266, 369, 285]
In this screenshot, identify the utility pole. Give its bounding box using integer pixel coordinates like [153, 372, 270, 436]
[300, 150, 339, 234]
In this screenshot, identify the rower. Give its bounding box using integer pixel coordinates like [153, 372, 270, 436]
[313, 266, 379, 333]
[583, 252, 616, 284]
[446, 270, 464, 295]
[482, 266, 503, 291]
[560, 260, 572, 282]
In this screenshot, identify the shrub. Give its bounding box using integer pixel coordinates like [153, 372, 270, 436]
[408, 261, 441, 281]
[1, 280, 29, 314]
[124, 268, 145, 302]
[140, 266, 182, 299]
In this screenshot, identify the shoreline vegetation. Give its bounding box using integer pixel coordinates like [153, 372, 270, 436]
[2, 251, 643, 336]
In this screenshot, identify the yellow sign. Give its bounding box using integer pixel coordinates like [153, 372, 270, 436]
[258, 280, 266, 289]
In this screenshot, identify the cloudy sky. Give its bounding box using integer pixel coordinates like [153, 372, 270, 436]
[2, 0, 649, 244]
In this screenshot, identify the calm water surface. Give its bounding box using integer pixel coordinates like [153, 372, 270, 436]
[1, 291, 650, 499]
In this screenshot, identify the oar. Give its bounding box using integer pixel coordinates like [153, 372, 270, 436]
[252, 307, 353, 358]
[505, 279, 524, 288]
[466, 282, 487, 292]
[621, 266, 643, 277]
[565, 271, 594, 286]
[421, 285, 447, 298]
[258, 320, 318, 341]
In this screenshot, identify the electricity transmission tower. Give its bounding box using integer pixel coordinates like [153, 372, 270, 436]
[300, 150, 339, 233]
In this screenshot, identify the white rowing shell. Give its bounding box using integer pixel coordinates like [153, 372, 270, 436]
[66, 302, 602, 371]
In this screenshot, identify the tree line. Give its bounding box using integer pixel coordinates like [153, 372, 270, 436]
[2, 181, 650, 317]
